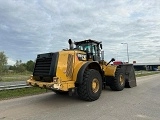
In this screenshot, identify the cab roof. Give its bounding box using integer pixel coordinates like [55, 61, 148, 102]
[74, 39, 101, 45]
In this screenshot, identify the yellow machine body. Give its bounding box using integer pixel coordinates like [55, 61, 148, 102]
[27, 39, 136, 101]
[27, 50, 117, 91]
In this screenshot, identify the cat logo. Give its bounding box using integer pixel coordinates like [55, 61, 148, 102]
[77, 53, 87, 61]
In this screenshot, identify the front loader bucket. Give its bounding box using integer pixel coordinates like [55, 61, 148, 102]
[120, 64, 137, 88]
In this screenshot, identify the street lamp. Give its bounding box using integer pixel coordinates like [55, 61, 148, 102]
[121, 43, 129, 63]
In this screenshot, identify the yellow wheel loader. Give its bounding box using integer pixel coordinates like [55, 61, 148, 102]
[27, 39, 136, 101]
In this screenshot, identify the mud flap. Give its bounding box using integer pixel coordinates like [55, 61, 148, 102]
[120, 64, 137, 88]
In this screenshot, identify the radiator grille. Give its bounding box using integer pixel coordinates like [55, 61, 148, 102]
[34, 58, 52, 76]
[66, 54, 73, 77]
[33, 52, 59, 82]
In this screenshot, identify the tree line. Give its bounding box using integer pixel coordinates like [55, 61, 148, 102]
[0, 51, 35, 73]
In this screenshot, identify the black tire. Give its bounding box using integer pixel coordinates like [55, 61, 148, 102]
[77, 69, 102, 101]
[110, 68, 125, 91]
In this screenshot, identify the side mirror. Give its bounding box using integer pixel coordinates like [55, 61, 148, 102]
[100, 44, 102, 49]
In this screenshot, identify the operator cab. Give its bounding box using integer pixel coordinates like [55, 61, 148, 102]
[74, 39, 102, 61]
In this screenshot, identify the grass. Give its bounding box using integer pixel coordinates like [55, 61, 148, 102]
[135, 71, 160, 77]
[0, 72, 31, 82]
[0, 87, 48, 100]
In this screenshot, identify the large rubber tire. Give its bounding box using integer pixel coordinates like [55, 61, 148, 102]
[77, 69, 102, 101]
[110, 68, 125, 91]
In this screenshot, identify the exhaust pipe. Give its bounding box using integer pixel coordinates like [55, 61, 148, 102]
[68, 39, 74, 50]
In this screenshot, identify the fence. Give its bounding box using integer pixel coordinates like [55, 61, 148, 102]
[0, 84, 31, 91]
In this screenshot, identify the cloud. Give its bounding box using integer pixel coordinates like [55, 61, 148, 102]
[0, 0, 160, 65]
[7, 58, 15, 65]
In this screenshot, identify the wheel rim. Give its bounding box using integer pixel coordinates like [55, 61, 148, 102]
[92, 78, 99, 93]
[119, 75, 125, 85]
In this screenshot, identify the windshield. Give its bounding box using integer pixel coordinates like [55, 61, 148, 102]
[76, 44, 91, 52]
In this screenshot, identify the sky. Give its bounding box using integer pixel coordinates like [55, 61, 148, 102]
[0, 0, 160, 65]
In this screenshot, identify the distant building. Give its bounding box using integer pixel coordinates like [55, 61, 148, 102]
[133, 63, 160, 71]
